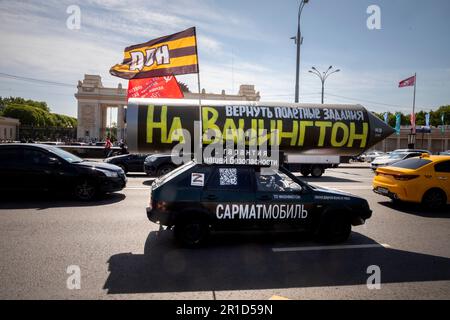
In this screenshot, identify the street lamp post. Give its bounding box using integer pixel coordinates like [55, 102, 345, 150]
[308, 66, 340, 104]
[293, 0, 309, 103]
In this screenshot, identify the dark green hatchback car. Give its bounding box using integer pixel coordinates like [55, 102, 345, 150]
[147, 162, 372, 247]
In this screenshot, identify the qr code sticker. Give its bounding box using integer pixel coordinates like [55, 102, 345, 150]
[219, 168, 238, 186]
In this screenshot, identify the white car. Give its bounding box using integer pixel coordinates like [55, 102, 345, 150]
[361, 150, 386, 162]
[370, 150, 430, 170]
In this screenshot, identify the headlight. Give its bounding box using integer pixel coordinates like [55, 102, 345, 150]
[145, 156, 157, 163]
[97, 169, 119, 178]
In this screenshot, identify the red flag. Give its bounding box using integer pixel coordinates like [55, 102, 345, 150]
[399, 75, 416, 88]
[411, 113, 416, 133]
[127, 76, 184, 99]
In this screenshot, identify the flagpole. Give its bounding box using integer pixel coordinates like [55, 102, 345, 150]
[412, 72, 417, 134]
[194, 27, 203, 163]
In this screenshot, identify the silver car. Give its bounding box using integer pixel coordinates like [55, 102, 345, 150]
[371, 149, 431, 170]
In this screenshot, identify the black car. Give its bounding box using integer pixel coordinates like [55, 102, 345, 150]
[144, 154, 185, 177]
[146, 162, 372, 247]
[104, 153, 150, 173]
[0, 144, 127, 201]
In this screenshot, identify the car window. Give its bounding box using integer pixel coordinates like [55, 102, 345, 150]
[390, 158, 432, 169]
[47, 146, 82, 163]
[256, 168, 303, 192]
[0, 148, 22, 165]
[206, 167, 252, 191]
[435, 161, 450, 173]
[23, 149, 51, 165]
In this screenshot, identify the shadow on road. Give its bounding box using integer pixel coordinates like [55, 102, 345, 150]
[142, 179, 156, 186]
[379, 201, 450, 218]
[0, 192, 126, 210]
[104, 230, 450, 294]
[298, 176, 362, 183]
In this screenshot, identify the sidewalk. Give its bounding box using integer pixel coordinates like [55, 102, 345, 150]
[337, 162, 371, 169]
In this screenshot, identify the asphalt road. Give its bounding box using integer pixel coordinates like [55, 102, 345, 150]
[0, 166, 449, 300]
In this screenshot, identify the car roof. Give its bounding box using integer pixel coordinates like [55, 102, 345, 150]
[0, 143, 54, 150]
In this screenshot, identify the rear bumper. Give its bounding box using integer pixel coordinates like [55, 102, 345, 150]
[373, 186, 398, 199]
[147, 208, 173, 226]
[351, 208, 372, 226]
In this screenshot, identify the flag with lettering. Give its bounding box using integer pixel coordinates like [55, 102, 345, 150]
[410, 113, 416, 133]
[442, 114, 446, 134]
[399, 75, 416, 88]
[425, 112, 430, 128]
[395, 113, 401, 135]
[127, 76, 184, 99]
[110, 27, 199, 80]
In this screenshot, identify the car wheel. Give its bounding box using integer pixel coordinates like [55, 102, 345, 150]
[422, 189, 446, 210]
[316, 212, 351, 244]
[310, 165, 324, 178]
[300, 167, 311, 177]
[157, 164, 175, 177]
[74, 179, 97, 201]
[174, 218, 210, 248]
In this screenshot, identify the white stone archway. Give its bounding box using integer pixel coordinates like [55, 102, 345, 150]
[75, 75, 127, 142]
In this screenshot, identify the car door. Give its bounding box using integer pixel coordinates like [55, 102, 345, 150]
[254, 167, 315, 230]
[434, 160, 450, 200]
[130, 154, 146, 172]
[0, 146, 25, 192]
[201, 167, 255, 230]
[22, 148, 60, 192]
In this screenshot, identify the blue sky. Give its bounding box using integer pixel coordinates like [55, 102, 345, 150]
[0, 0, 449, 117]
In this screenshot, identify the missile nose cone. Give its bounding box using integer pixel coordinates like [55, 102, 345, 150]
[367, 111, 396, 146]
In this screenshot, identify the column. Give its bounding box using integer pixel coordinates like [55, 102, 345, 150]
[117, 105, 125, 141]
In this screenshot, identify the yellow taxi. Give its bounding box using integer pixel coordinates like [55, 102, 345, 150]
[373, 154, 450, 209]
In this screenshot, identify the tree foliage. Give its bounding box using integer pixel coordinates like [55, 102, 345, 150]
[0, 96, 77, 128]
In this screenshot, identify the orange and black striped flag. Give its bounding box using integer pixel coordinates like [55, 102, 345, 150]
[110, 27, 199, 80]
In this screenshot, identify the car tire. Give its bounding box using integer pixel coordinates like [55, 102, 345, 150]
[157, 164, 175, 177]
[300, 167, 311, 177]
[73, 179, 97, 201]
[174, 218, 210, 248]
[316, 212, 351, 244]
[422, 189, 447, 210]
[310, 165, 324, 178]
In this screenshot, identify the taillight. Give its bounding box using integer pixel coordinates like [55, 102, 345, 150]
[155, 201, 167, 210]
[393, 175, 419, 181]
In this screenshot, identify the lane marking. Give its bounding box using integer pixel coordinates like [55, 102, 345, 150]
[269, 295, 290, 300]
[313, 186, 373, 190]
[272, 243, 391, 252]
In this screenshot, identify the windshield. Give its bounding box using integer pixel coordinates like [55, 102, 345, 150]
[389, 153, 407, 159]
[153, 161, 196, 188]
[257, 168, 303, 192]
[391, 158, 432, 170]
[48, 146, 83, 163]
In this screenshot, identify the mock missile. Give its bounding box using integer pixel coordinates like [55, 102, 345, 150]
[126, 98, 395, 156]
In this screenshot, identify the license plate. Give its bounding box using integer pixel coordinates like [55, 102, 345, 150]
[377, 187, 389, 195]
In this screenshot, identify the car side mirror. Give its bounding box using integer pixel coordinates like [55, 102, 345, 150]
[48, 157, 61, 166]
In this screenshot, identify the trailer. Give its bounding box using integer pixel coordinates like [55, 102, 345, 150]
[283, 154, 340, 178]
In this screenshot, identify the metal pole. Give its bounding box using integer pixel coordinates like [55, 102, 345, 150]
[321, 79, 325, 104]
[295, 13, 301, 103]
[412, 73, 417, 134]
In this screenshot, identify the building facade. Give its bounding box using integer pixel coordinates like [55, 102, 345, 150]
[75, 74, 260, 141]
[0, 116, 20, 141]
[371, 127, 450, 154]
